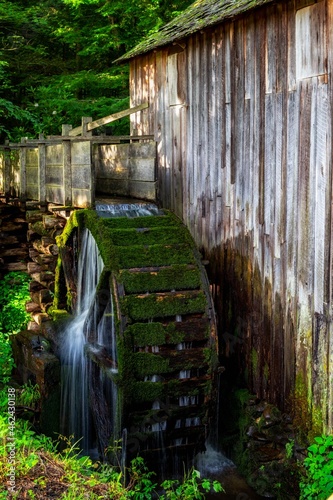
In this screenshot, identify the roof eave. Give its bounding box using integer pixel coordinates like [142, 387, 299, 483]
[114, 0, 274, 64]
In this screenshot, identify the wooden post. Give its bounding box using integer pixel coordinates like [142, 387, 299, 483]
[20, 138, 27, 200]
[82, 117, 92, 138]
[63, 139, 72, 206]
[62, 125, 73, 206]
[62, 124, 72, 136]
[89, 141, 95, 207]
[38, 141, 46, 203]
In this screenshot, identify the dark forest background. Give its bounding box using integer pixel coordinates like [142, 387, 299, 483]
[0, 0, 192, 141]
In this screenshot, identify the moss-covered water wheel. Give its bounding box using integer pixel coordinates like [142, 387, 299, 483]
[53, 206, 218, 471]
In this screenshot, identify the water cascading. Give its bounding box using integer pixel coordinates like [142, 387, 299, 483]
[96, 203, 162, 218]
[60, 229, 104, 455]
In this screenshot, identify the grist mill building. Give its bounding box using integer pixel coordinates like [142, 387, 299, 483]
[117, 0, 333, 432]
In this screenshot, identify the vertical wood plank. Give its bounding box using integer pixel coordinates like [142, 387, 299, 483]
[313, 81, 328, 314]
[265, 5, 277, 94]
[4, 147, 11, 196]
[19, 141, 27, 200]
[38, 143, 46, 202]
[63, 140, 72, 206]
[264, 94, 274, 236]
[274, 92, 283, 260]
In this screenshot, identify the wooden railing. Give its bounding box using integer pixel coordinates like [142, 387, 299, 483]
[0, 104, 156, 208]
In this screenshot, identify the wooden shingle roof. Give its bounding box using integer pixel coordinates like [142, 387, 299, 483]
[116, 0, 272, 62]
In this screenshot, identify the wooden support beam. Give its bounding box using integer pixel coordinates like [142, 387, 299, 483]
[68, 103, 149, 136]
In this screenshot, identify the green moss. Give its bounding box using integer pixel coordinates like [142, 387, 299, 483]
[120, 265, 201, 293]
[30, 221, 49, 237]
[203, 345, 219, 372]
[130, 382, 164, 403]
[107, 226, 190, 247]
[127, 322, 166, 346]
[133, 352, 170, 377]
[56, 210, 85, 247]
[100, 213, 180, 229]
[53, 256, 67, 310]
[116, 244, 196, 269]
[292, 372, 324, 443]
[48, 309, 71, 321]
[122, 291, 206, 321]
[127, 322, 184, 347]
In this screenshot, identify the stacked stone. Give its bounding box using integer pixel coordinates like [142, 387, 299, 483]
[24, 204, 67, 332]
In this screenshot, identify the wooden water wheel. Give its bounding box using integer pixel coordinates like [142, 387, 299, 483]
[54, 205, 219, 472]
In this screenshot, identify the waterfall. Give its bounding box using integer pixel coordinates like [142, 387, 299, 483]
[60, 203, 162, 457]
[60, 229, 104, 455]
[97, 296, 117, 369]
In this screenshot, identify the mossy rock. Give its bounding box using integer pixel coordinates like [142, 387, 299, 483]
[48, 309, 71, 321]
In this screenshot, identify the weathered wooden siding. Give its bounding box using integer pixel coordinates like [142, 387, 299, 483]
[129, 0, 333, 431]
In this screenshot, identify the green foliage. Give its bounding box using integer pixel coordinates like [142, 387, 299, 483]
[285, 439, 295, 460]
[0, 272, 31, 334]
[130, 381, 164, 402]
[299, 435, 333, 500]
[16, 381, 41, 408]
[160, 467, 224, 499]
[126, 456, 157, 499]
[0, 332, 14, 385]
[0, 271, 30, 384]
[0, 0, 192, 141]
[0, 401, 220, 498]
